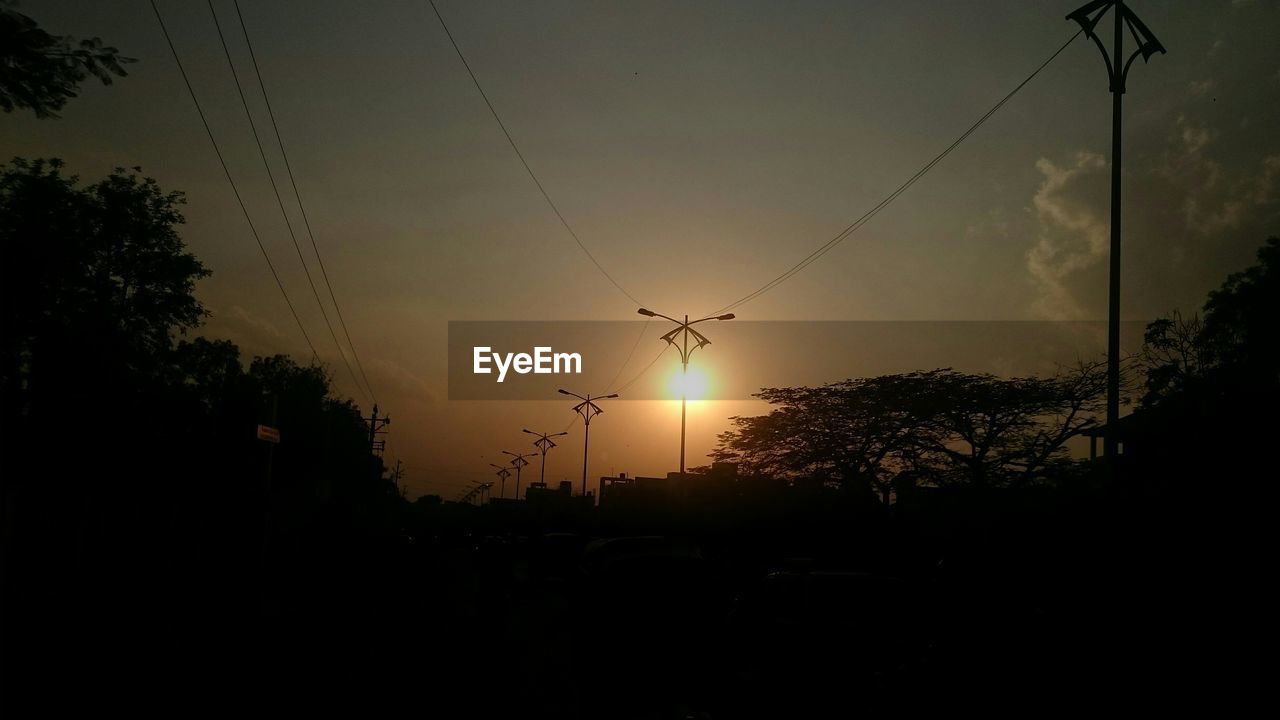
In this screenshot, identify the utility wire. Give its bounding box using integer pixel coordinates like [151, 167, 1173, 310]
[709, 30, 1084, 316]
[604, 317, 652, 393]
[231, 0, 379, 405]
[426, 0, 643, 308]
[612, 343, 672, 395]
[150, 0, 320, 364]
[206, 0, 372, 405]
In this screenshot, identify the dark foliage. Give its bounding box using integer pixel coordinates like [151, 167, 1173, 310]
[0, 4, 134, 119]
[712, 362, 1107, 499]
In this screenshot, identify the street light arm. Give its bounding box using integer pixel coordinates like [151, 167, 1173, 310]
[688, 313, 735, 325]
[638, 308, 682, 324]
[1120, 5, 1165, 61]
[1069, 1, 1117, 81]
[558, 388, 586, 401]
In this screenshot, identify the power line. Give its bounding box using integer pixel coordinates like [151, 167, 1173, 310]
[612, 343, 672, 395]
[206, 0, 372, 405]
[230, 0, 379, 406]
[150, 0, 321, 364]
[425, 0, 643, 308]
[709, 30, 1084, 316]
[604, 317, 652, 393]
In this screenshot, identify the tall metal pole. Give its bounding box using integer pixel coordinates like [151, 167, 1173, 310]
[681, 314, 689, 476]
[637, 308, 734, 477]
[582, 420, 590, 494]
[1067, 0, 1164, 462]
[524, 429, 568, 489]
[503, 450, 534, 500]
[490, 463, 511, 499]
[1105, 4, 1123, 460]
[560, 389, 618, 498]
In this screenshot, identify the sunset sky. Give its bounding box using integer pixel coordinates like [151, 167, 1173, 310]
[4, 0, 1278, 497]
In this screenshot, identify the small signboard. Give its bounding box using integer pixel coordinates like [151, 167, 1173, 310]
[256, 424, 281, 444]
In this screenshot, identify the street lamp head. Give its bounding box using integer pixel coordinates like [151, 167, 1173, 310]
[558, 389, 570, 395]
[522, 428, 535, 435]
[637, 308, 656, 317]
[603, 393, 619, 399]
[716, 313, 736, 321]
[1066, 0, 1109, 34]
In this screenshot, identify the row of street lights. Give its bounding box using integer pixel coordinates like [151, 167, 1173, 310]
[466, 0, 1161, 498]
[480, 307, 736, 502]
[472, 1, 1158, 491]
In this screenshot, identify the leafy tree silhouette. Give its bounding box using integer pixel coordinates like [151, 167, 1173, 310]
[712, 362, 1107, 499]
[0, 158, 208, 434]
[1139, 237, 1279, 409]
[1126, 237, 1280, 482]
[0, 4, 134, 119]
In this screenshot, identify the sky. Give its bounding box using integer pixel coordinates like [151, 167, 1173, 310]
[3, 0, 1278, 498]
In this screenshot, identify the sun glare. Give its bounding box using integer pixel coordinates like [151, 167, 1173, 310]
[667, 366, 710, 401]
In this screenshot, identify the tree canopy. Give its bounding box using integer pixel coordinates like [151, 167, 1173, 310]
[0, 4, 134, 119]
[1139, 236, 1280, 409]
[712, 363, 1107, 501]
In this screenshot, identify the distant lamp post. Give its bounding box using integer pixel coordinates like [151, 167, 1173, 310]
[559, 389, 619, 498]
[502, 450, 533, 500]
[637, 308, 735, 475]
[1067, 0, 1164, 460]
[523, 428, 569, 488]
[489, 463, 512, 499]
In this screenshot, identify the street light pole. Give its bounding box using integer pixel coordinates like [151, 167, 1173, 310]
[489, 463, 512, 499]
[1067, 0, 1164, 461]
[502, 451, 533, 500]
[524, 429, 569, 487]
[559, 389, 619, 498]
[637, 308, 735, 475]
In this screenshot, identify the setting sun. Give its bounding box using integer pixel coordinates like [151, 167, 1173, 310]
[668, 366, 710, 401]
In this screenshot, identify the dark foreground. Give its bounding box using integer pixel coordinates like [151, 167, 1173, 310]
[2, 477, 1265, 717]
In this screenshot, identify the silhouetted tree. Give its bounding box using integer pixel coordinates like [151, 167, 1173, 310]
[0, 3, 133, 119]
[713, 363, 1106, 499]
[711, 376, 933, 502]
[1139, 237, 1280, 409]
[902, 364, 1106, 488]
[0, 158, 208, 434]
[1138, 310, 1207, 407]
[1199, 236, 1279, 388]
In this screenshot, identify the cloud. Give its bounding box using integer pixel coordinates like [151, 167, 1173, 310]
[1158, 115, 1278, 236]
[198, 304, 296, 360]
[1188, 79, 1214, 96]
[1025, 152, 1109, 320]
[365, 357, 439, 408]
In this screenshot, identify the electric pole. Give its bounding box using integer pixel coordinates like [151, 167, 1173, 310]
[1067, 0, 1164, 461]
[523, 429, 568, 487]
[364, 403, 391, 456]
[637, 308, 735, 475]
[559, 389, 618, 499]
[502, 450, 534, 500]
[490, 463, 512, 499]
